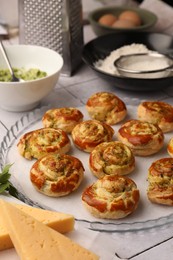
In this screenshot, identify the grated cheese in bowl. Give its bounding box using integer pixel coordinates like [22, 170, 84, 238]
[94, 43, 152, 76]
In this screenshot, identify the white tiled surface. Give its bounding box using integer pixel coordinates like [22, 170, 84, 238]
[0, 1, 173, 260]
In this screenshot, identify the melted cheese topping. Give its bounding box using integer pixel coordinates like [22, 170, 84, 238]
[89, 141, 135, 178]
[17, 128, 71, 159]
[71, 120, 114, 152]
[118, 120, 164, 156]
[42, 107, 84, 133]
[168, 137, 173, 157]
[82, 175, 139, 219]
[147, 158, 173, 205]
[138, 101, 173, 133]
[30, 153, 84, 197]
[148, 158, 173, 184]
[86, 92, 127, 125]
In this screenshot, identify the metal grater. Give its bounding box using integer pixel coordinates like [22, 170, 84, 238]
[18, 0, 84, 76]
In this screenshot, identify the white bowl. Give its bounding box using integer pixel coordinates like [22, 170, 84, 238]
[0, 44, 63, 112]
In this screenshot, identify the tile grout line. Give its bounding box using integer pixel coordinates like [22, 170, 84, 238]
[115, 235, 173, 260]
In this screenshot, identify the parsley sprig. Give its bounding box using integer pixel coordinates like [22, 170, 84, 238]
[0, 164, 18, 197]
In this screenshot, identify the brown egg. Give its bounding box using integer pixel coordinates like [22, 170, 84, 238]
[119, 10, 142, 26]
[98, 14, 117, 26]
[112, 19, 136, 28]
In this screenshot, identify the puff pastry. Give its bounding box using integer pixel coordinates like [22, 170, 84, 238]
[86, 92, 127, 125]
[89, 141, 135, 178]
[17, 128, 71, 160]
[42, 107, 84, 134]
[82, 175, 140, 219]
[117, 119, 164, 156]
[137, 101, 173, 133]
[71, 120, 114, 152]
[30, 153, 84, 197]
[167, 137, 173, 157]
[147, 158, 173, 205]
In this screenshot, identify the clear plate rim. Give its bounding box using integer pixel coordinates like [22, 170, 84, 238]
[1, 104, 173, 233]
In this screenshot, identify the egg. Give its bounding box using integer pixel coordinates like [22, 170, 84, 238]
[98, 14, 117, 26]
[119, 10, 142, 26]
[112, 19, 136, 29]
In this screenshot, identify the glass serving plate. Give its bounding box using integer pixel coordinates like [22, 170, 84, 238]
[0, 105, 173, 233]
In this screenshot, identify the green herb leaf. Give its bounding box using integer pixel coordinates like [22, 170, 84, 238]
[0, 172, 11, 183]
[0, 182, 10, 193]
[1, 164, 13, 175]
[0, 164, 18, 196]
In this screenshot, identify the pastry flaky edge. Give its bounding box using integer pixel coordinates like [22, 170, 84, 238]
[82, 175, 140, 219]
[89, 141, 135, 178]
[86, 91, 127, 125]
[147, 158, 173, 206]
[167, 137, 173, 157]
[30, 153, 84, 197]
[17, 127, 71, 160]
[71, 120, 114, 153]
[42, 107, 84, 134]
[137, 101, 173, 133]
[117, 119, 164, 156]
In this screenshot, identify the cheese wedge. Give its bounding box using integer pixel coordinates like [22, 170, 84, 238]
[0, 200, 99, 260]
[0, 202, 74, 251]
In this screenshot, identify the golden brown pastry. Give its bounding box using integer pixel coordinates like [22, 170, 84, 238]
[71, 120, 114, 152]
[167, 137, 173, 157]
[86, 92, 127, 125]
[137, 101, 173, 133]
[117, 119, 164, 156]
[17, 128, 71, 160]
[42, 107, 84, 134]
[30, 153, 84, 197]
[82, 175, 140, 219]
[147, 158, 173, 205]
[89, 141, 135, 178]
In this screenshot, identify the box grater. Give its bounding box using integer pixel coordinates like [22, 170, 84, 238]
[18, 0, 84, 76]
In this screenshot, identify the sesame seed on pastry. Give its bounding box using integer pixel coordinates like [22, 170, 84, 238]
[86, 92, 127, 125]
[42, 107, 84, 134]
[147, 158, 173, 206]
[89, 141, 135, 178]
[137, 101, 173, 133]
[167, 137, 173, 157]
[30, 153, 84, 197]
[17, 128, 71, 160]
[71, 120, 114, 153]
[117, 119, 164, 156]
[82, 175, 140, 219]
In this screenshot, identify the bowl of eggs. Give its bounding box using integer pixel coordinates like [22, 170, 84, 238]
[88, 6, 157, 36]
[0, 44, 63, 112]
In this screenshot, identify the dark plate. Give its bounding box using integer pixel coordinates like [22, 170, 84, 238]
[82, 31, 173, 91]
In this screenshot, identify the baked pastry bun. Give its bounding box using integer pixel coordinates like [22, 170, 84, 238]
[30, 153, 84, 197]
[86, 92, 127, 125]
[42, 107, 84, 134]
[137, 101, 173, 133]
[71, 120, 114, 152]
[147, 158, 173, 205]
[89, 141, 135, 178]
[17, 128, 71, 160]
[82, 175, 140, 219]
[167, 137, 173, 157]
[117, 119, 164, 156]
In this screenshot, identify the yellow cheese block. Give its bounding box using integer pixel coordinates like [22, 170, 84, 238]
[0, 200, 99, 260]
[0, 201, 74, 251]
